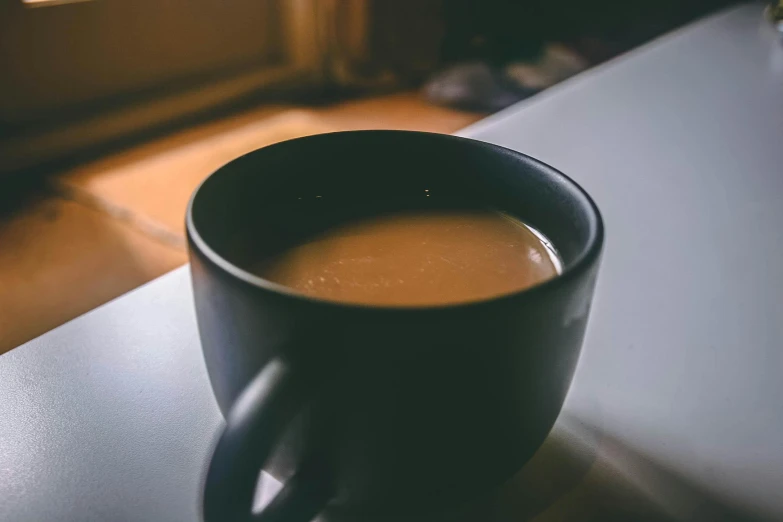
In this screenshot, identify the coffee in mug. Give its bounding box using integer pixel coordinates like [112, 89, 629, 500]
[255, 210, 561, 306]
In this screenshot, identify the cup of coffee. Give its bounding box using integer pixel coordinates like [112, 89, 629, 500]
[187, 131, 603, 522]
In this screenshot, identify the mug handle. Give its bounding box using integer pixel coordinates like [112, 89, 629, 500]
[203, 357, 333, 522]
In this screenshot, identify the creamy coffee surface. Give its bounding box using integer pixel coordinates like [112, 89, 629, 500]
[256, 211, 560, 306]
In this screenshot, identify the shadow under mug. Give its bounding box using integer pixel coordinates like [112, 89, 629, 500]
[186, 131, 603, 522]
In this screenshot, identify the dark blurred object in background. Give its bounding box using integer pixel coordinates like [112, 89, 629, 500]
[424, 0, 737, 111]
[323, 0, 444, 91]
[767, 0, 783, 34]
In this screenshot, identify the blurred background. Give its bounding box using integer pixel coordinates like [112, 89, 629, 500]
[0, 0, 739, 352]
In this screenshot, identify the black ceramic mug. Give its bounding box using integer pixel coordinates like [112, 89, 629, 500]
[186, 131, 603, 522]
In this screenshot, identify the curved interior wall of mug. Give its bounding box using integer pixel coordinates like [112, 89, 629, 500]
[190, 131, 598, 278]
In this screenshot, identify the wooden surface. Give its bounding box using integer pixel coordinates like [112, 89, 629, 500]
[0, 92, 483, 353]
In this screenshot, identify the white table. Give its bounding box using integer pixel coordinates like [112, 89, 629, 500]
[2, 4, 781, 521]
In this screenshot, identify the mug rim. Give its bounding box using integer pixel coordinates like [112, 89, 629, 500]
[186, 130, 604, 312]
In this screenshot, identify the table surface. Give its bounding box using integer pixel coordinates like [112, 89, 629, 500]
[2, 4, 782, 521]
